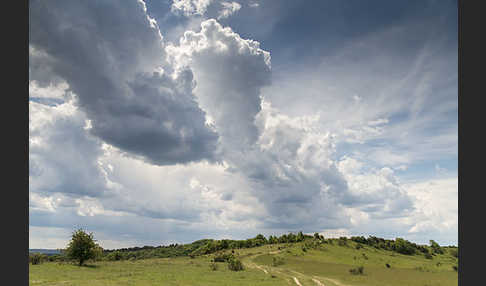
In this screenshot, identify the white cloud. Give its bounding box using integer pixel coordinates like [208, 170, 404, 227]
[171, 0, 213, 16]
[167, 19, 271, 149]
[28, 1, 457, 248]
[404, 177, 457, 236]
[29, 0, 219, 165]
[217, 2, 242, 19]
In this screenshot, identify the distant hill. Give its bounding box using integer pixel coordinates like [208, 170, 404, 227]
[29, 249, 61, 255]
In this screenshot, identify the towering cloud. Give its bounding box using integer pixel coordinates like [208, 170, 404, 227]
[167, 19, 271, 149]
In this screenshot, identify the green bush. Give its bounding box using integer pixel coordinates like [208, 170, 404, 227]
[349, 266, 364, 275]
[29, 253, 47, 265]
[213, 253, 233, 262]
[338, 237, 348, 246]
[107, 251, 124, 261]
[425, 253, 433, 259]
[209, 262, 218, 271]
[227, 257, 244, 271]
[272, 256, 285, 266]
[429, 240, 444, 254]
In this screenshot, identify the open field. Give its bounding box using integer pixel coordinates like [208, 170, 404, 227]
[29, 241, 457, 286]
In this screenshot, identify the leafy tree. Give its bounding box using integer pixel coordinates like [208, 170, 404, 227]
[430, 240, 444, 254]
[65, 228, 102, 266]
[393, 238, 415, 255]
[297, 231, 305, 242]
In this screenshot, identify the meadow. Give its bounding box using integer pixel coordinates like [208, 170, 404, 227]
[29, 238, 458, 286]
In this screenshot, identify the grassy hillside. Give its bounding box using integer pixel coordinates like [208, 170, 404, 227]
[29, 237, 458, 286]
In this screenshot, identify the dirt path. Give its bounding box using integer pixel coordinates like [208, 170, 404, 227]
[256, 264, 268, 274]
[243, 248, 351, 286]
[315, 276, 351, 286]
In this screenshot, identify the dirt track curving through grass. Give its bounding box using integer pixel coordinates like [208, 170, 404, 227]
[293, 277, 303, 286]
[240, 249, 357, 286]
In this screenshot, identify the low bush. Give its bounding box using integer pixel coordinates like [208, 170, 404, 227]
[107, 251, 124, 261]
[227, 257, 244, 271]
[209, 262, 218, 271]
[425, 253, 433, 259]
[29, 253, 47, 265]
[349, 266, 364, 275]
[338, 237, 348, 246]
[213, 253, 233, 262]
[414, 266, 431, 272]
[272, 256, 285, 266]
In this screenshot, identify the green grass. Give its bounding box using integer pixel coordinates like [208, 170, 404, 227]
[252, 242, 458, 286]
[30, 241, 458, 286]
[29, 255, 287, 286]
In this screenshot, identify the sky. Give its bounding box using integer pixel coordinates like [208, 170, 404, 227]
[29, 0, 458, 249]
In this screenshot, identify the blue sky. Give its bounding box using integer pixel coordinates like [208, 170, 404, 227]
[29, 0, 457, 249]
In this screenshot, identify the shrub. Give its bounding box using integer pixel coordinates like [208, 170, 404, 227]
[355, 243, 363, 250]
[425, 253, 433, 259]
[362, 253, 368, 260]
[227, 257, 244, 271]
[414, 266, 431, 272]
[213, 253, 233, 262]
[349, 266, 364, 275]
[107, 251, 124, 261]
[29, 253, 47, 265]
[338, 237, 348, 246]
[272, 256, 285, 266]
[429, 240, 444, 255]
[209, 262, 218, 271]
[385, 263, 391, 268]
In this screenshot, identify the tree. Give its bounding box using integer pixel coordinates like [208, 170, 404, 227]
[65, 228, 102, 266]
[297, 231, 305, 242]
[429, 240, 444, 254]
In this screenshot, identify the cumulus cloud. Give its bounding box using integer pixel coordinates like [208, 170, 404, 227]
[170, 0, 242, 20]
[29, 99, 108, 198]
[217, 2, 242, 19]
[167, 19, 271, 149]
[404, 178, 457, 237]
[28, 0, 456, 248]
[29, 0, 219, 165]
[171, 0, 213, 16]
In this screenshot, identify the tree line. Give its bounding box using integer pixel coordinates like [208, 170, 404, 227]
[29, 229, 457, 265]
